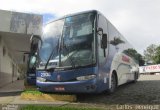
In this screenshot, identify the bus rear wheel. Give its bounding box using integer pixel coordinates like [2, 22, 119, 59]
[108, 73, 117, 94]
[133, 72, 138, 83]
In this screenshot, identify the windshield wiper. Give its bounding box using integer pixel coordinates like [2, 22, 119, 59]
[44, 43, 59, 71]
[63, 43, 76, 68]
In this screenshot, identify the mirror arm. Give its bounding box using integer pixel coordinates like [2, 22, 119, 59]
[97, 27, 103, 35]
[103, 49, 106, 57]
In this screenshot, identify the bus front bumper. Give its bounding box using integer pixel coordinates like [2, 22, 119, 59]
[27, 77, 36, 85]
[37, 79, 97, 93]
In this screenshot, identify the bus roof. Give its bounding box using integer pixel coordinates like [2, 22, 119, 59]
[44, 10, 99, 25]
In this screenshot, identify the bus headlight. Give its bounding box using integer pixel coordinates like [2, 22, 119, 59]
[37, 77, 46, 82]
[76, 75, 96, 81]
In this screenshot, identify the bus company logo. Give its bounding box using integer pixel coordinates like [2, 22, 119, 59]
[57, 75, 61, 81]
[122, 55, 130, 63]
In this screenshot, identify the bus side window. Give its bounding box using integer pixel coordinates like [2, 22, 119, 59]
[98, 14, 108, 65]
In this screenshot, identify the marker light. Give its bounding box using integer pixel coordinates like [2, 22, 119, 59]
[37, 77, 46, 82]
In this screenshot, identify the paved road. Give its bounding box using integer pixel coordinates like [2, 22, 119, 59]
[0, 80, 24, 93]
[77, 75, 160, 105]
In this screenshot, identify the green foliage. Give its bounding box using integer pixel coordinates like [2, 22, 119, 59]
[21, 105, 101, 110]
[137, 54, 145, 66]
[123, 48, 137, 57]
[123, 48, 144, 66]
[23, 90, 43, 95]
[144, 44, 157, 63]
[153, 46, 160, 64]
[144, 44, 160, 64]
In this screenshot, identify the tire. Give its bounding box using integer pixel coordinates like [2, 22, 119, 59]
[108, 73, 117, 94]
[133, 72, 138, 83]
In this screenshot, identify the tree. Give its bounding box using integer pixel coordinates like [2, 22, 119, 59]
[153, 46, 160, 64]
[144, 44, 157, 64]
[136, 53, 145, 66]
[123, 48, 145, 66]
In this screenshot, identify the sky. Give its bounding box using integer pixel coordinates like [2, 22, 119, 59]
[1, 0, 160, 54]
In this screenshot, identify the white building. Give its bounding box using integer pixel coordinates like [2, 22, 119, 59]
[0, 9, 42, 87]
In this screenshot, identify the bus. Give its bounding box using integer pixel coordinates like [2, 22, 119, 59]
[26, 35, 41, 85]
[35, 10, 139, 93]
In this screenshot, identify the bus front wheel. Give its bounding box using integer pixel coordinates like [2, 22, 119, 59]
[108, 73, 117, 94]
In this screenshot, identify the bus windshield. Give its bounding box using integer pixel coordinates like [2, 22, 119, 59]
[38, 12, 96, 70]
[27, 54, 37, 74]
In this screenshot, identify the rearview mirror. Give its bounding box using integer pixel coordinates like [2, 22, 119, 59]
[101, 34, 107, 49]
[30, 35, 42, 53]
[101, 34, 107, 57]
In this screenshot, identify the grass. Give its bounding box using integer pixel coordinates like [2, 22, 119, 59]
[21, 90, 77, 102]
[22, 89, 43, 95]
[21, 105, 102, 110]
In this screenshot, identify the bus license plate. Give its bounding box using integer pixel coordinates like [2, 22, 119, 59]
[54, 87, 65, 91]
